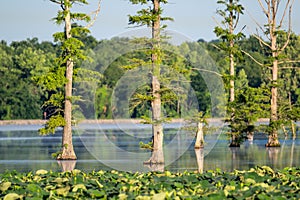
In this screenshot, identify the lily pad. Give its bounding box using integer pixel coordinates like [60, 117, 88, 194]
[35, 169, 48, 175]
[0, 182, 11, 192]
[3, 193, 21, 200]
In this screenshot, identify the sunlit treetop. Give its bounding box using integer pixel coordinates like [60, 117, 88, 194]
[128, 0, 173, 28]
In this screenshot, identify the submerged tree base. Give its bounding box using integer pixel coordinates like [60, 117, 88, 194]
[143, 163, 164, 172]
[143, 158, 164, 165]
[56, 156, 77, 160]
[143, 160, 165, 165]
[144, 149, 164, 165]
[229, 142, 240, 147]
[194, 145, 204, 149]
[265, 134, 281, 147]
[57, 152, 77, 160]
[265, 142, 281, 147]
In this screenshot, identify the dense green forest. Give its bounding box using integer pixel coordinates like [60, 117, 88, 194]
[1, 34, 300, 121]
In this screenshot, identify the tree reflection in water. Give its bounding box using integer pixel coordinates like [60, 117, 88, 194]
[230, 147, 240, 172]
[144, 149, 165, 172]
[195, 148, 204, 173]
[57, 160, 77, 172]
[267, 147, 280, 167]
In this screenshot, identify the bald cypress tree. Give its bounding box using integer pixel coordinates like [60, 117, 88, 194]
[128, 0, 173, 164]
[39, 0, 92, 160]
[255, 0, 295, 147]
[214, 0, 245, 146]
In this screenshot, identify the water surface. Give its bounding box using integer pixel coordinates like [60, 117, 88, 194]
[0, 123, 299, 173]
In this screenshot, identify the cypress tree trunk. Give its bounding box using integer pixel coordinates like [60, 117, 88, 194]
[145, 0, 164, 164]
[229, 52, 235, 103]
[289, 92, 296, 140]
[229, 49, 240, 147]
[266, 7, 280, 147]
[228, 0, 239, 147]
[194, 122, 204, 149]
[58, 0, 77, 160]
[266, 58, 280, 147]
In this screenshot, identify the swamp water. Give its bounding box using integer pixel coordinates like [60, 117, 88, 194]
[0, 122, 299, 173]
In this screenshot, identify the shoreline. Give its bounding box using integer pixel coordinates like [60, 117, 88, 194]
[0, 118, 269, 126]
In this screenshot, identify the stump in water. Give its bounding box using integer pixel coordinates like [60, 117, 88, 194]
[265, 132, 281, 147]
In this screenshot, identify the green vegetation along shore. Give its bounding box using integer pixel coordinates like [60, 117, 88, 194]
[1, 166, 299, 199]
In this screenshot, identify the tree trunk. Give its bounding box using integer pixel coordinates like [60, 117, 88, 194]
[228, 0, 238, 147]
[266, 16, 280, 147]
[145, 0, 164, 164]
[291, 121, 296, 140]
[229, 49, 239, 147]
[282, 125, 288, 139]
[289, 92, 296, 140]
[229, 52, 235, 103]
[247, 131, 254, 144]
[266, 62, 280, 147]
[194, 122, 204, 149]
[229, 134, 240, 147]
[58, 0, 77, 160]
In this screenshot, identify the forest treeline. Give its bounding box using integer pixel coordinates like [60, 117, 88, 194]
[0, 33, 300, 121]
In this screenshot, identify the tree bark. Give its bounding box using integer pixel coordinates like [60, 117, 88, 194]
[246, 131, 254, 144]
[289, 92, 296, 140]
[194, 122, 204, 149]
[228, 0, 239, 147]
[229, 51, 235, 103]
[291, 121, 296, 140]
[58, 0, 77, 160]
[266, 3, 280, 147]
[145, 0, 164, 164]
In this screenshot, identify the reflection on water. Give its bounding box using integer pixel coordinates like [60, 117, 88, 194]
[144, 163, 165, 172]
[57, 160, 77, 172]
[195, 149, 204, 173]
[0, 123, 300, 173]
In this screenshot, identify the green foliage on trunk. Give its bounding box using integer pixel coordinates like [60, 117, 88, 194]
[214, 0, 245, 145]
[38, 0, 92, 135]
[228, 70, 269, 141]
[214, 0, 245, 55]
[127, 0, 174, 124]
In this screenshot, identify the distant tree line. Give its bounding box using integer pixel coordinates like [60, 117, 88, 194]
[1, 34, 300, 123]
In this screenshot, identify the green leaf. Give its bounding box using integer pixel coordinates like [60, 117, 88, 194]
[174, 182, 184, 189]
[27, 184, 43, 193]
[88, 189, 105, 198]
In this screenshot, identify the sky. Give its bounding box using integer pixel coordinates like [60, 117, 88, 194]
[1, 0, 300, 44]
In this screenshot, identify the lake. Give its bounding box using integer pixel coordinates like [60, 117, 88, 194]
[0, 122, 299, 173]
